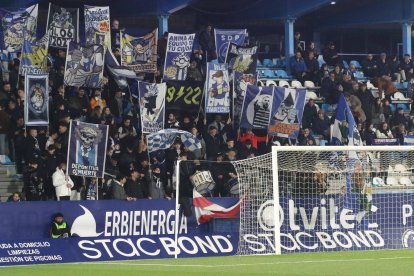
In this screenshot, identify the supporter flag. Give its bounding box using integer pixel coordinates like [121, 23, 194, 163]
[84, 5, 111, 48]
[105, 50, 137, 88]
[225, 43, 258, 74]
[163, 33, 195, 81]
[46, 3, 79, 48]
[165, 80, 203, 113]
[240, 84, 274, 129]
[138, 82, 166, 133]
[404, 135, 414, 145]
[67, 120, 109, 178]
[20, 34, 49, 76]
[193, 190, 241, 224]
[268, 87, 306, 139]
[205, 63, 230, 113]
[214, 29, 246, 63]
[0, 4, 38, 54]
[24, 74, 49, 126]
[120, 29, 158, 73]
[233, 71, 257, 126]
[147, 129, 202, 153]
[64, 41, 105, 88]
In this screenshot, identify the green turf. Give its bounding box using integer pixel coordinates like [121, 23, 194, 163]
[2, 249, 414, 276]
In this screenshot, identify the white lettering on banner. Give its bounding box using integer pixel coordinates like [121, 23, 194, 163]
[78, 235, 233, 259]
[403, 204, 413, 225]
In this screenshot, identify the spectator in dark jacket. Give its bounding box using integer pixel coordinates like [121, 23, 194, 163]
[312, 110, 331, 139]
[302, 99, 318, 129]
[289, 51, 307, 83]
[305, 51, 319, 84]
[202, 125, 223, 160]
[361, 54, 377, 78]
[356, 83, 375, 124]
[124, 169, 144, 200]
[391, 108, 408, 128]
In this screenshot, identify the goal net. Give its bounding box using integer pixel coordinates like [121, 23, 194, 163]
[233, 145, 414, 255]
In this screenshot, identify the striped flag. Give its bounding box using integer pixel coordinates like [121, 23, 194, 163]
[193, 190, 241, 224]
[105, 50, 137, 88]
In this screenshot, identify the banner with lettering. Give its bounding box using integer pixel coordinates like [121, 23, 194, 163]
[225, 43, 258, 74]
[205, 63, 230, 113]
[138, 82, 166, 133]
[121, 29, 158, 73]
[268, 87, 306, 139]
[240, 84, 274, 129]
[233, 71, 257, 126]
[165, 80, 203, 112]
[84, 5, 110, 48]
[67, 120, 109, 178]
[24, 74, 49, 126]
[163, 33, 195, 81]
[20, 34, 49, 76]
[214, 29, 246, 63]
[64, 41, 105, 88]
[46, 3, 79, 48]
[0, 4, 38, 54]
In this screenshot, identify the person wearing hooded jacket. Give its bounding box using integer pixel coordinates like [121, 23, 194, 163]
[52, 162, 74, 201]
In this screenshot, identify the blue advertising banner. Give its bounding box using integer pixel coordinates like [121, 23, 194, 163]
[214, 29, 246, 63]
[233, 71, 257, 126]
[163, 33, 195, 81]
[138, 81, 166, 133]
[240, 84, 274, 129]
[268, 87, 306, 139]
[205, 63, 230, 113]
[67, 120, 109, 178]
[24, 74, 49, 126]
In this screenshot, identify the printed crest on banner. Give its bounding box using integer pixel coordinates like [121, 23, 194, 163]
[205, 63, 230, 113]
[20, 34, 49, 76]
[138, 82, 166, 133]
[240, 84, 274, 129]
[121, 29, 158, 73]
[0, 4, 38, 53]
[214, 29, 246, 63]
[24, 74, 49, 126]
[163, 33, 195, 81]
[233, 71, 257, 125]
[84, 5, 111, 48]
[64, 42, 105, 88]
[225, 43, 258, 74]
[46, 4, 79, 48]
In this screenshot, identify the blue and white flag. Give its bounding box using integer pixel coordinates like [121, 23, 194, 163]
[138, 82, 166, 133]
[163, 33, 195, 81]
[268, 87, 306, 139]
[105, 49, 137, 88]
[0, 4, 38, 54]
[20, 34, 49, 76]
[147, 129, 202, 153]
[404, 135, 414, 145]
[24, 74, 49, 126]
[331, 94, 363, 146]
[214, 29, 246, 63]
[240, 84, 274, 129]
[205, 63, 230, 113]
[233, 72, 257, 126]
[67, 120, 109, 178]
[84, 5, 111, 48]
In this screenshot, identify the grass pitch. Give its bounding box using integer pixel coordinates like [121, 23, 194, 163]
[1, 249, 414, 275]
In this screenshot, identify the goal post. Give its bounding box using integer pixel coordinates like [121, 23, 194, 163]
[233, 145, 414, 256]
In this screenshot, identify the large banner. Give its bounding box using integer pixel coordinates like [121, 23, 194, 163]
[165, 80, 203, 113]
[163, 33, 195, 81]
[20, 34, 49, 76]
[120, 29, 158, 73]
[46, 4, 79, 48]
[138, 82, 166, 133]
[214, 29, 246, 63]
[205, 63, 230, 113]
[67, 121, 109, 178]
[24, 74, 49, 126]
[225, 43, 258, 74]
[0, 4, 38, 54]
[84, 5, 110, 48]
[64, 42, 105, 88]
[268, 87, 306, 139]
[240, 85, 274, 129]
[233, 71, 257, 126]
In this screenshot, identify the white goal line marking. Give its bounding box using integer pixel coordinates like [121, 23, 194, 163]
[88, 256, 413, 268]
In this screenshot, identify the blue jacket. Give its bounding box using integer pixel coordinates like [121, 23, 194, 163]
[289, 57, 307, 75]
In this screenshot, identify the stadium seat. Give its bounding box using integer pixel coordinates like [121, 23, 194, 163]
[322, 103, 334, 113]
[366, 81, 375, 89]
[397, 103, 410, 112]
[342, 60, 349, 70]
[257, 80, 265, 86]
[306, 91, 318, 100]
[276, 59, 286, 68]
[278, 80, 290, 88]
[276, 69, 289, 78]
[257, 60, 263, 67]
[263, 59, 274, 67]
[394, 164, 408, 172]
[291, 80, 303, 88]
[266, 80, 277, 87]
[392, 92, 407, 100]
[304, 80, 315, 89]
[210, 59, 219, 64]
[403, 82, 409, 89]
[263, 69, 276, 78]
[349, 60, 362, 69]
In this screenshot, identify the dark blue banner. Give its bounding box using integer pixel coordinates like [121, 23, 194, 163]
[214, 29, 246, 63]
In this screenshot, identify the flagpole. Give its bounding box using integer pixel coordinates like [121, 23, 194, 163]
[174, 160, 181, 259]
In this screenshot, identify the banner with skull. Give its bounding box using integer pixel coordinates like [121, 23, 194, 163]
[138, 81, 166, 133]
[67, 120, 109, 178]
[240, 84, 274, 130]
[0, 4, 38, 54]
[121, 29, 158, 73]
[46, 3, 79, 48]
[225, 43, 258, 74]
[20, 34, 49, 76]
[163, 33, 195, 81]
[233, 71, 257, 126]
[268, 87, 306, 139]
[24, 73, 49, 126]
[84, 5, 111, 48]
[64, 41, 105, 88]
[205, 62, 230, 113]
